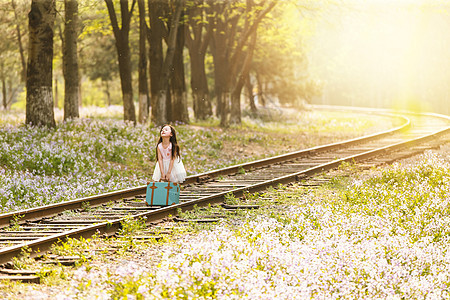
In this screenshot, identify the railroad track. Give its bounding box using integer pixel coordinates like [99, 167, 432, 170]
[0, 107, 449, 267]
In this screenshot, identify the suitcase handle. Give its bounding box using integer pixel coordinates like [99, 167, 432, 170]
[146, 179, 171, 185]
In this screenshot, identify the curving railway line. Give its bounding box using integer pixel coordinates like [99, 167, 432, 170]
[0, 107, 449, 266]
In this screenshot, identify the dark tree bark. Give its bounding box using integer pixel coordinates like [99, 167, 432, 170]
[63, 0, 80, 120]
[26, 0, 56, 127]
[209, 1, 237, 127]
[185, 0, 212, 120]
[138, 0, 150, 123]
[105, 0, 137, 123]
[171, 9, 189, 123]
[153, 0, 183, 125]
[148, 0, 166, 123]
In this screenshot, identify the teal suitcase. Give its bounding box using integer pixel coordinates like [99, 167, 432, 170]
[146, 182, 180, 206]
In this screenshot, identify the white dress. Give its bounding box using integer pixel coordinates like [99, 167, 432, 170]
[152, 143, 186, 183]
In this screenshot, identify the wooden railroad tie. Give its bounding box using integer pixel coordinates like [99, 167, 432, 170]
[0, 268, 40, 283]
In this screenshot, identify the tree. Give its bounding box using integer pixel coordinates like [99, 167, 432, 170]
[78, 2, 119, 107]
[208, 0, 233, 126]
[63, 0, 80, 120]
[150, 0, 183, 125]
[26, 0, 56, 127]
[0, 54, 19, 110]
[230, 28, 257, 123]
[148, 0, 165, 124]
[138, 0, 150, 123]
[82, 34, 118, 106]
[208, 0, 276, 126]
[0, 1, 26, 110]
[185, 0, 212, 120]
[251, 2, 317, 108]
[105, 0, 137, 123]
[171, 7, 189, 123]
[11, 0, 27, 83]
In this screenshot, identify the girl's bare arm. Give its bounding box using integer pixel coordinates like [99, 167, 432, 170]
[166, 157, 175, 180]
[157, 147, 165, 179]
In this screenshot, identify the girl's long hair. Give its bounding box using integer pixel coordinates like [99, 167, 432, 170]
[156, 124, 181, 161]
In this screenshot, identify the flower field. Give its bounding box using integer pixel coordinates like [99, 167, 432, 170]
[0, 106, 391, 213]
[11, 148, 450, 299]
[1, 107, 449, 299]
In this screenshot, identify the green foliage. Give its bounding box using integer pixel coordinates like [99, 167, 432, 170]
[237, 166, 246, 174]
[37, 267, 69, 285]
[51, 237, 92, 262]
[0, 0, 329, 115]
[108, 276, 147, 300]
[224, 192, 239, 205]
[11, 246, 33, 270]
[81, 201, 91, 211]
[253, 1, 319, 105]
[8, 214, 24, 231]
[118, 216, 147, 237]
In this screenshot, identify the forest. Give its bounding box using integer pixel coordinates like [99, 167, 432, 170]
[0, 0, 319, 127]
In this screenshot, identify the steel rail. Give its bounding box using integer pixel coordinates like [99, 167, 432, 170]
[0, 110, 449, 265]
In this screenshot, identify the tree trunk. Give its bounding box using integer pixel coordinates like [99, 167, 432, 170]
[256, 73, 265, 107]
[0, 77, 19, 111]
[26, 0, 56, 127]
[54, 78, 58, 108]
[63, 0, 80, 120]
[211, 31, 230, 126]
[1, 76, 6, 110]
[190, 53, 211, 120]
[171, 12, 189, 123]
[105, 0, 136, 124]
[103, 80, 111, 106]
[148, 0, 166, 124]
[186, 0, 212, 120]
[220, 92, 230, 127]
[209, 0, 276, 126]
[210, 13, 230, 128]
[153, 0, 182, 126]
[166, 85, 172, 122]
[6, 80, 18, 109]
[78, 79, 82, 107]
[11, 0, 27, 83]
[138, 0, 149, 123]
[230, 30, 258, 124]
[246, 74, 257, 113]
[208, 1, 238, 126]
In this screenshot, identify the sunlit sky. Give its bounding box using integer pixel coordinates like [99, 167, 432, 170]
[307, 0, 450, 112]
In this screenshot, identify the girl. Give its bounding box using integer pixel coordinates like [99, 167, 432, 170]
[152, 124, 186, 183]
